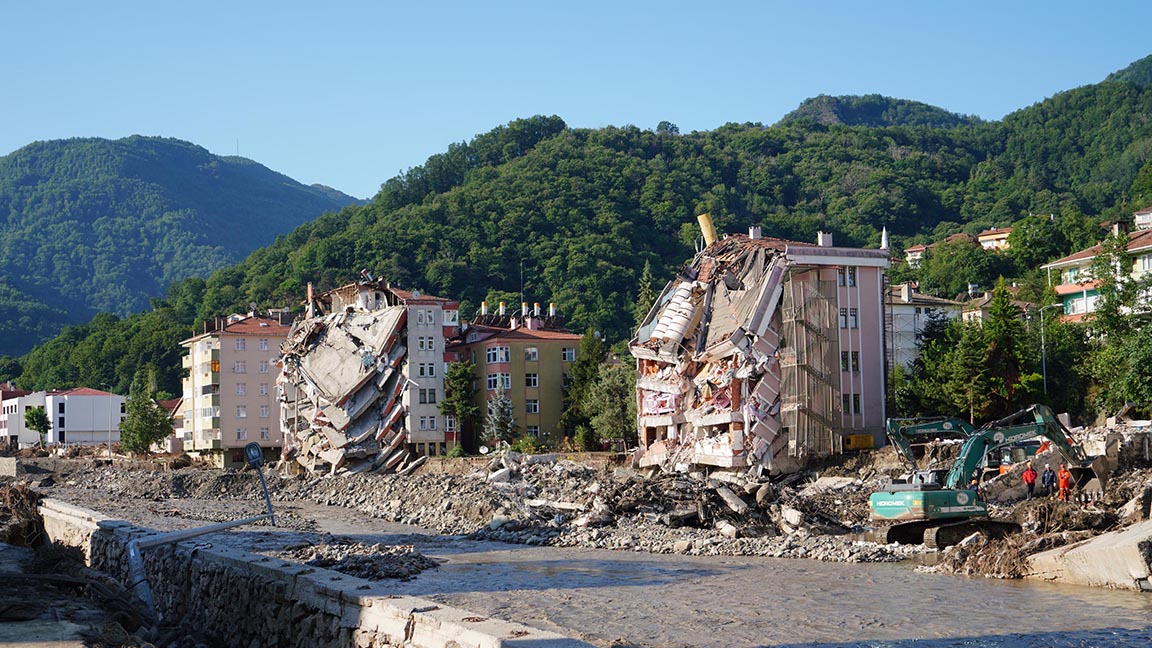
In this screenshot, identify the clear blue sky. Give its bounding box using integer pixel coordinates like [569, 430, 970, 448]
[3, 1, 1150, 199]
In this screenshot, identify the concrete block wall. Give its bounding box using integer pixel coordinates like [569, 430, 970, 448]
[40, 498, 590, 648]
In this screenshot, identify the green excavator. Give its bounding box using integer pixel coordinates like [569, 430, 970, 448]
[868, 404, 1111, 548]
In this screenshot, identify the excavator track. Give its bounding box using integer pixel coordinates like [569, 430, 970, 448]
[923, 519, 1021, 549]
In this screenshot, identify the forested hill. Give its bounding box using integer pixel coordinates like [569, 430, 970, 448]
[9, 57, 1152, 396]
[0, 136, 358, 355]
[778, 94, 981, 129]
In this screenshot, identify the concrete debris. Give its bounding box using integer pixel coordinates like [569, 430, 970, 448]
[630, 227, 890, 475]
[278, 307, 414, 475]
[272, 537, 439, 581]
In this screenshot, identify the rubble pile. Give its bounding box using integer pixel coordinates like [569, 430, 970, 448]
[0, 483, 42, 545]
[272, 537, 439, 580]
[278, 308, 415, 475]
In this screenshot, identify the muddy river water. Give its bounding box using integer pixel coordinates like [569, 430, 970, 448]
[65, 496, 1152, 648]
[254, 504, 1152, 648]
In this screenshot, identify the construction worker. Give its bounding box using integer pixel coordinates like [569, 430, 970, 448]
[1041, 463, 1057, 498]
[1057, 462, 1073, 502]
[1022, 462, 1038, 500]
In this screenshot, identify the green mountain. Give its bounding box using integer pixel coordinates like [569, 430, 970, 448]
[9, 56, 1152, 397]
[1105, 54, 1152, 87]
[0, 136, 358, 355]
[778, 94, 981, 129]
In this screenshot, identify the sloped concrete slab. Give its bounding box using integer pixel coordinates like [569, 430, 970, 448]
[1027, 519, 1152, 591]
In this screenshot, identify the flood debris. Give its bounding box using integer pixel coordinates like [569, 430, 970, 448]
[278, 306, 412, 475]
[272, 537, 440, 581]
[630, 222, 891, 475]
[277, 277, 459, 476]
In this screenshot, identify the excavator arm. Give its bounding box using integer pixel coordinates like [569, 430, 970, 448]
[884, 416, 975, 469]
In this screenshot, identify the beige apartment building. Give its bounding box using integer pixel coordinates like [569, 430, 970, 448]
[181, 312, 293, 467]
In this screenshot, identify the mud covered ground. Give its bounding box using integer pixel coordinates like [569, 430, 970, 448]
[9, 434, 1152, 580]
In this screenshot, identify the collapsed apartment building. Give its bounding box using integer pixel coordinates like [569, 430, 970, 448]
[277, 277, 459, 474]
[630, 219, 891, 474]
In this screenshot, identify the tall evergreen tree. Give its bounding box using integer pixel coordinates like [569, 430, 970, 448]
[634, 260, 656, 329]
[439, 361, 480, 449]
[484, 385, 516, 445]
[559, 329, 605, 436]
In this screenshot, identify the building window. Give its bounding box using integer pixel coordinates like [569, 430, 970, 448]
[444, 310, 459, 325]
[259, 361, 269, 374]
[259, 383, 268, 396]
[847, 267, 857, 287]
[486, 346, 510, 363]
[236, 405, 247, 418]
[526, 399, 539, 414]
[499, 373, 511, 389]
[842, 393, 853, 414]
[525, 373, 539, 388]
[849, 308, 858, 329]
[487, 374, 499, 390]
[527, 425, 540, 438]
[259, 338, 269, 351]
[419, 363, 427, 377]
[419, 416, 428, 431]
[837, 268, 845, 286]
[260, 427, 270, 440]
[840, 352, 849, 372]
[914, 307, 922, 315]
[839, 308, 848, 328]
[416, 310, 426, 325]
[237, 383, 247, 396]
[58, 402, 65, 414]
[58, 416, 65, 429]
[260, 405, 269, 418]
[211, 360, 220, 373]
[562, 374, 573, 389]
[853, 394, 861, 414]
[235, 338, 246, 351]
[851, 351, 860, 372]
[418, 388, 437, 404]
[428, 417, 437, 430]
[446, 415, 457, 432]
[562, 347, 575, 362]
[525, 347, 538, 362]
[1140, 254, 1152, 272]
[426, 309, 435, 325]
[233, 361, 247, 374]
[236, 428, 247, 440]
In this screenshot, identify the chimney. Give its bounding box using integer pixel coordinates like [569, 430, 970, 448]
[499, 302, 506, 316]
[481, 301, 488, 316]
[880, 227, 889, 250]
[817, 231, 833, 247]
[1112, 222, 1123, 237]
[549, 303, 556, 317]
[967, 283, 979, 296]
[749, 225, 761, 240]
[521, 301, 528, 315]
[533, 302, 541, 316]
[697, 213, 718, 246]
[901, 283, 912, 303]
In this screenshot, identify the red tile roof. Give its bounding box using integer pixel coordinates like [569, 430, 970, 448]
[50, 387, 115, 397]
[1044, 229, 1152, 268]
[978, 227, 1012, 238]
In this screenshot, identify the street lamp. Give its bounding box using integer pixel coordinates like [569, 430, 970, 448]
[1037, 304, 1063, 397]
[101, 383, 114, 459]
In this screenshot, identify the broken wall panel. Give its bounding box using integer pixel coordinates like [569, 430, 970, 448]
[278, 306, 413, 474]
[630, 230, 891, 475]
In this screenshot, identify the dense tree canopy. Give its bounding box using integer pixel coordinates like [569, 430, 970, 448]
[10, 60, 1152, 416]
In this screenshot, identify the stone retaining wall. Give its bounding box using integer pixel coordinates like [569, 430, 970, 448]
[39, 498, 589, 648]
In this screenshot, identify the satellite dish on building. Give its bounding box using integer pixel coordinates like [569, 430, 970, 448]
[479, 445, 490, 455]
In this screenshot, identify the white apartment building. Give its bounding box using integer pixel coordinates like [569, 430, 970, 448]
[1, 388, 124, 448]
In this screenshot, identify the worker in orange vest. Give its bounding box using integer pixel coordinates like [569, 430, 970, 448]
[1057, 463, 1073, 502]
[1021, 462, 1038, 500]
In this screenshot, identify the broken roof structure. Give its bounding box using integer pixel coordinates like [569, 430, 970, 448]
[278, 277, 458, 474]
[630, 221, 890, 475]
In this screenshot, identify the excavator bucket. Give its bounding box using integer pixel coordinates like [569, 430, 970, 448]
[1070, 456, 1112, 494]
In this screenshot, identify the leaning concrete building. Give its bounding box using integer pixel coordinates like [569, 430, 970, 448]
[277, 277, 460, 474]
[630, 222, 890, 474]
